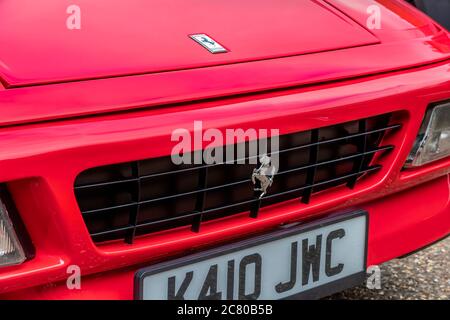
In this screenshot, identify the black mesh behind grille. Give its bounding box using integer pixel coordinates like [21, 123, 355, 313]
[74, 114, 400, 244]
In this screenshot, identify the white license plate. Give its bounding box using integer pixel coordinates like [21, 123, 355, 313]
[135, 211, 368, 300]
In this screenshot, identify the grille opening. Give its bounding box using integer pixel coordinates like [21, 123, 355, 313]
[75, 113, 400, 244]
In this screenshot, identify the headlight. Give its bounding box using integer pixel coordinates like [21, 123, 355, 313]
[0, 198, 26, 267]
[406, 102, 450, 167]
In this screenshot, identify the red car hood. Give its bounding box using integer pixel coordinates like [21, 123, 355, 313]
[0, 0, 449, 127]
[0, 0, 383, 87]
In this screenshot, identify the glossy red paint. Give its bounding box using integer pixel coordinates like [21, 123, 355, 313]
[5, 175, 450, 300]
[326, 0, 443, 39]
[0, 31, 448, 126]
[0, 0, 381, 86]
[0, 0, 449, 299]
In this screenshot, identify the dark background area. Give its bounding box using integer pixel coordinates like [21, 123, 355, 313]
[328, 237, 449, 300]
[408, 0, 450, 30]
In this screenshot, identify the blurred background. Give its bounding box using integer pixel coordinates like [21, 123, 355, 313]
[407, 0, 450, 30]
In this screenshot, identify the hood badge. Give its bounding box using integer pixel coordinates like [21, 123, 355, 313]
[252, 155, 277, 199]
[190, 34, 228, 54]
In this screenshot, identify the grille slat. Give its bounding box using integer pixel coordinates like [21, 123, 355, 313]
[301, 128, 319, 204]
[88, 165, 382, 239]
[75, 114, 400, 244]
[124, 162, 141, 243]
[347, 119, 368, 189]
[74, 123, 400, 191]
[192, 166, 209, 232]
[79, 145, 393, 216]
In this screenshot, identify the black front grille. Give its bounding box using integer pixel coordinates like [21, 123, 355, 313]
[74, 114, 400, 244]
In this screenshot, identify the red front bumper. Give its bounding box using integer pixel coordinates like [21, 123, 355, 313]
[5, 175, 450, 299]
[0, 60, 450, 299]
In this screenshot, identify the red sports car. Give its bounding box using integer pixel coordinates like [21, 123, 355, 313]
[0, 0, 449, 300]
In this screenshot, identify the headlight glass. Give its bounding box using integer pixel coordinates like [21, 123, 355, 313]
[0, 199, 26, 267]
[406, 102, 450, 167]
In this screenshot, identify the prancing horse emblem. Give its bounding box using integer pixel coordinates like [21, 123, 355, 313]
[252, 155, 277, 199]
